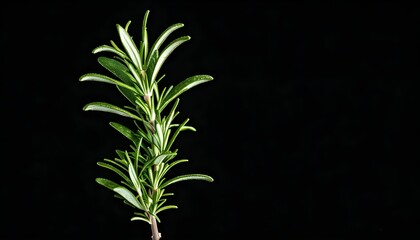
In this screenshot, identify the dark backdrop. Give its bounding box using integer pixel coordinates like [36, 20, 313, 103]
[2, 1, 420, 239]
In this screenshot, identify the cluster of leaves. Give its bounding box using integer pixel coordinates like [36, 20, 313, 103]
[80, 10, 213, 224]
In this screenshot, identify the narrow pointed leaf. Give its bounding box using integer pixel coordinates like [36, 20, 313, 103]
[97, 162, 131, 185]
[155, 205, 178, 214]
[146, 50, 158, 82]
[131, 216, 151, 224]
[147, 23, 184, 67]
[114, 186, 143, 210]
[109, 122, 137, 143]
[159, 159, 188, 179]
[139, 153, 174, 176]
[160, 174, 214, 189]
[92, 45, 126, 59]
[153, 152, 176, 165]
[79, 73, 137, 92]
[83, 102, 142, 121]
[97, 178, 144, 210]
[128, 159, 142, 194]
[166, 118, 190, 150]
[97, 56, 135, 86]
[96, 177, 120, 190]
[151, 36, 190, 83]
[141, 10, 149, 62]
[117, 24, 142, 70]
[116, 85, 139, 106]
[159, 75, 213, 111]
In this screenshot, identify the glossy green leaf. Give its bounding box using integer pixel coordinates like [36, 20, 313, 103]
[158, 159, 188, 182]
[132, 212, 150, 224]
[117, 23, 142, 70]
[97, 56, 135, 86]
[153, 152, 175, 165]
[155, 205, 178, 214]
[131, 216, 151, 224]
[97, 162, 131, 185]
[139, 152, 174, 176]
[114, 186, 143, 210]
[159, 75, 213, 111]
[141, 10, 149, 62]
[96, 177, 119, 190]
[96, 177, 144, 210]
[109, 122, 137, 143]
[92, 45, 126, 59]
[146, 23, 184, 67]
[166, 118, 190, 150]
[150, 36, 190, 83]
[146, 49, 158, 79]
[128, 155, 142, 196]
[160, 174, 214, 189]
[83, 102, 142, 121]
[79, 73, 137, 92]
[117, 85, 139, 106]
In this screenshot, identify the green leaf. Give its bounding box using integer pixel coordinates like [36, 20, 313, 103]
[97, 57, 140, 104]
[109, 122, 137, 143]
[146, 50, 159, 79]
[97, 56, 135, 86]
[117, 23, 142, 70]
[114, 187, 143, 210]
[97, 162, 131, 186]
[141, 10, 150, 63]
[160, 174, 214, 189]
[153, 152, 176, 165]
[138, 152, 174, 176]
[117, 85, 138, 106]
[92, 44, 126, 59]
[96, 177, 120, 190]
[166, 118, 190, 150]
[96, 178, 144, 210]
[146, 22, 184, 67]
[150, 36, 191, 83]
[157, 159, 188, 182]
[115, 150, 127, 163]
[83, 102, 142, 121]
[159, 75, 213, 111]
[131, 216, 151, 224]
[79, 73, 137, 92]
[155, 205, 178, 214]
[131, 212, 150, 224]
[126, 152, 141, 188]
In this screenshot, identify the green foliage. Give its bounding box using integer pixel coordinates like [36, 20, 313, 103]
[80, 10, 214, 224]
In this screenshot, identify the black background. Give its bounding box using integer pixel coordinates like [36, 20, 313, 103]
[2, 1, 420, 239]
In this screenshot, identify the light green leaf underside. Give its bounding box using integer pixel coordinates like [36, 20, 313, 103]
[151, 36, 191, 83]
[160, 174, 214, 189]
[109, 122, 137, 143]
[83, 102, 142, 121]
[117, 24, 142, 70]
[79, 73, 136, 92]
[146, 22, 184, 67]
[92, 45, 126, 59]
[96, 178, 144, 210]
[159, 75, 213, 111]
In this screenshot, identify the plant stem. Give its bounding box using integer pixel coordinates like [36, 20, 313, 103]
[150, 215, 161, 240]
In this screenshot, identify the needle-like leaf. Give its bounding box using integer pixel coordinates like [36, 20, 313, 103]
[83, 102, 142, 121]
[150, 36, 191, 83]
[117, 23, 143, 71]
[159, 75, 213, 111]
[160, 174, 214, 189]
[109, 122, 137, 143]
